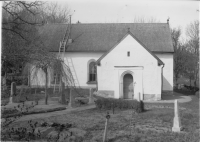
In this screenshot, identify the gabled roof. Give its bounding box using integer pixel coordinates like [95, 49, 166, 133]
[96, 31, 164, 66]
[38, 23, 174, 53]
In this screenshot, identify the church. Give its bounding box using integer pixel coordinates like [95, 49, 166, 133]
[31, 23, 174, 101]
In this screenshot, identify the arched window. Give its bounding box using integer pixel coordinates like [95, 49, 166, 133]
[89, 61, 96, 82]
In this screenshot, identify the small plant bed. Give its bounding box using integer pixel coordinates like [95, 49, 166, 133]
[2, 106, 66, 119]
[1, 108, 20, 117]
[2, 101, 67, 119]
[1, 98, 9, 106]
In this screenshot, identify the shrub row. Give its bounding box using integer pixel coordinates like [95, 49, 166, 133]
[94, 96, 144, 113]
[2, 107, 66, 118]
[184, 85, 199, 92]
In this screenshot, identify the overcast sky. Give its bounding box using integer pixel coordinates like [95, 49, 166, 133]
[59, 0, 199, 40]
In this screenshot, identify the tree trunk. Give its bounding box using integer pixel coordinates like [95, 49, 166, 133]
[3, 61, 7, 90]
[194, 66, 198, 87]
[28, 69, 31, 87]
[60, 81, 66, 104]
[44, 68, 48, 105]
[175, 77, 178, 87]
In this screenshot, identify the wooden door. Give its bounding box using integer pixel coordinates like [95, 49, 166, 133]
[123, 74, 133, 99]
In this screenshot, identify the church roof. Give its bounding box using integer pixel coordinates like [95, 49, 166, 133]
[38, 23, 174, 53]
[96, 31, 164, 65]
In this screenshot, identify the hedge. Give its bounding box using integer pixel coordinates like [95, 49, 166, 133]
[94, 96, 144, 113]
[2, 107, 66, 118]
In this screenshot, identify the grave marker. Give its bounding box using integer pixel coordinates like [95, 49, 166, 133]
[172, 99, 182, 132]
[9, 82, 16, 104]
[68, 88, 74, 108]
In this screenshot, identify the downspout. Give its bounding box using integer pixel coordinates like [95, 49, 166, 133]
[95, 64, 98, 91]
[160, 64, 165, 93]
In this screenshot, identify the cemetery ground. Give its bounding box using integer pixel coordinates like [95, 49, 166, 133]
[1, 87, 199, 142]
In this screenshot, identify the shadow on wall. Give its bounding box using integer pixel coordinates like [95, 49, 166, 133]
[163, 76, 173, 91]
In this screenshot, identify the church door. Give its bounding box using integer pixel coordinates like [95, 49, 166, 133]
[123, 74, 133, 99]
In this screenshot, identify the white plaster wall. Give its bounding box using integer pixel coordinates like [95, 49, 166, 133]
[97, 34, 161, 99]
[30, 65, 52, 87]
[156, 53, 173, 91]
[30, 52, 103, 88]
[64, 52, 103, 88]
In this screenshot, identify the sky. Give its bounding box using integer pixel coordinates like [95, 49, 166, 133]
[58, 0, 199, 40]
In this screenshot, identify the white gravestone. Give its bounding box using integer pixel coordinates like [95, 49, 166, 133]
[172, 99, 182, 132]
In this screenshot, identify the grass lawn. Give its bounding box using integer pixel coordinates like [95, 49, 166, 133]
[6, 93, 199, 142]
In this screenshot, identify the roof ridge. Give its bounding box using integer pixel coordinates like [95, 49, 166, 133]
[71, 23, 167, 25]
[43, 23, 68, 25]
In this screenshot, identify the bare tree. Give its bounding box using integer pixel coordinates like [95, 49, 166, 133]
[186, 20, 199, 87]
[133, 16, 160, 23]
[2, 1, 45, 88]
[38, 2, 71, 24]
[29, 52, 73, 105]
[171, 28, 187, 86]
[2, 1, 44, 40]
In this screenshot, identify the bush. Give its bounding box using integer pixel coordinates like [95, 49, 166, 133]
[184, 85, 199, 92]
[2, 108, 19, 117]
[94, 96, 144, 113]
[1, 89, 10, 99]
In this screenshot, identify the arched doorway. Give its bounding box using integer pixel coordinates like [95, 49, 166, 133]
[123, 74, 133, 99]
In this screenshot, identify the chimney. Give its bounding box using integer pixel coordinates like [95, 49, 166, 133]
[167, 17, 170, 24]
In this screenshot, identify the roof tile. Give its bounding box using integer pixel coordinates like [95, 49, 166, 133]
[38, 23, 174, 53]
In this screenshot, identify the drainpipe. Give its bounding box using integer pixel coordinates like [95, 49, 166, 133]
[160, 64, 165, 93]
[95, 64, 98, 92]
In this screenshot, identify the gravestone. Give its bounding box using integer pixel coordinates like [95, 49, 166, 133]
[172, 99, 182, 132]
[68, 88, 74, 108]
[59, 81, 67, 104]
[89, 88, 94, 104]
[9, 82, 16, 104]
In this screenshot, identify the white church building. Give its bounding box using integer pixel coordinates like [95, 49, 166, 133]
[32, 23, 174, 101]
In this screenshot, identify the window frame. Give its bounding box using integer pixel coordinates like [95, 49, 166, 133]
[51, 73, 61, 84]
[87, 59, 97, 84]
